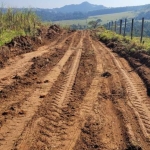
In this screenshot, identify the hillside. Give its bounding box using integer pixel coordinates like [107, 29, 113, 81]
[51, 1, 106, 13]
[33, 3, 150, 22]
[2, 2, 150, 22]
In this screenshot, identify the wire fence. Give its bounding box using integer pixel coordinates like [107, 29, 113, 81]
[106, 17, 145, 43]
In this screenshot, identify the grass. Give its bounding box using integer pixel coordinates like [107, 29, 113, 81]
[0, 30, 26, 46]
[131, 37, 150, 50]
[88, 11, 137, 24]
[0, 8, 41, 46]
[54, 11, 137, 26]
[97, 27, 150, 51]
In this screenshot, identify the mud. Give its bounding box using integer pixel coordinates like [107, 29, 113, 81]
[0, 30, 149, 150]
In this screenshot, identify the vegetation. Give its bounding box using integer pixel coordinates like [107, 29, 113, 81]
[50, 1, 106, 13]
[97, 27, 150, 51]
[88, 19, 102, 28]
[0, 8, 40, 46]
[136, 11, 150, 20]
[54, 11, 137, 28]
[31, 3, 150, 22]
[104, 19, 150, 37]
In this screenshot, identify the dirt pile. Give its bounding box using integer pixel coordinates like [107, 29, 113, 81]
[0, 25, 63, 68]
[0, 46, 10, 68]
[7, 36, 33, 50]
[46, 24, 61, 39]
[0, 35, 43, 68]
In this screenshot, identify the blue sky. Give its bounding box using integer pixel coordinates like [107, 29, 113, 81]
[0, 0, 150, 8]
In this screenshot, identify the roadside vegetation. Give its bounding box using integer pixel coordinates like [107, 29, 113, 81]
[0, 8, 41, 46]
[97, 27, 150, 52]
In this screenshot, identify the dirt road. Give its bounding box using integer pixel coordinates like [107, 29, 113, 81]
[0, 30, 150, 150]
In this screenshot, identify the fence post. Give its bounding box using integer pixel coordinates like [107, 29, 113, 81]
[109, 22, 111, 30]
[124, 19, 127, 37]
[140, 17, 144, 43]
[119, 19, 122, 35]
[115, 21, 117, 33]
[111, 21, 113, 31]
[131, 19, 134, 40]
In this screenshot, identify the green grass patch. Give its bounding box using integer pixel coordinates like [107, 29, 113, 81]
[97, 27, 150, 51]
[0, 30, 26, 46]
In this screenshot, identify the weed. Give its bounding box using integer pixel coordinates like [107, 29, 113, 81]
[0, 8, 41, 46]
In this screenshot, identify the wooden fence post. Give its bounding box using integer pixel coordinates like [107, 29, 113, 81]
[109, 22, 111, 30]
[140, 17, 144, 43]
[111, 21, 113, 31]
[124, 19, 127, 37]
[131, 19, 134, 40]
[115, 21, 117, 33]
[119, 19, 122, 35]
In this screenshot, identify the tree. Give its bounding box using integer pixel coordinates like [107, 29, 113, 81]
[88, 19, 102, 28]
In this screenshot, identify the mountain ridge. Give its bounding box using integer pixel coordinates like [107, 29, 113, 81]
[50, 1, 106, 13]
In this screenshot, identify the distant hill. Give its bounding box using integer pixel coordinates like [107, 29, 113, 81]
[51, 1, 106, 13]
[34, 3, 150, 21]
[88, 5, 150, 16]
[2, 2, 150, 22]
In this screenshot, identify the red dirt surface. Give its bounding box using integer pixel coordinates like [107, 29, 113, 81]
[0, 29, 149, 150]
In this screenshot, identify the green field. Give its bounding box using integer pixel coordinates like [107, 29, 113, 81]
[54, 11, 137, 26]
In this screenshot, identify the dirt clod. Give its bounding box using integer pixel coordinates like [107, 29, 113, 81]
[101, 71, 112, 78]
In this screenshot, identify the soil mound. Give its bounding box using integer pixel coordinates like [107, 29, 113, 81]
[46, 24, 61, 39]
[7, 36, 33, 50]
[101, 71, 112, 78]
[0, 25, 63, 68]
[0, 46, 10, 68]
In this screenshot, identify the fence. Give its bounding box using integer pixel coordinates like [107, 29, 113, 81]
[106, 17, 145, 43]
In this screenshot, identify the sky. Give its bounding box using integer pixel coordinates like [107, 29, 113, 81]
[0, 0, 150, 8]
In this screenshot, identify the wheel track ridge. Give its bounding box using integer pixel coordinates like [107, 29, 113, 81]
[36, 31, 85, 149]
[0, 32, 78, 150]
[63, 31, 104, 150]
[12, 31, 84, 150]
[99, 42, 150, 141]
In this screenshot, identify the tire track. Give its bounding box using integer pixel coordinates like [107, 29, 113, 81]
[14, 31, 84, 150]
[99, 42, 150, 142]
[60, 31, 104, 150]
[73, 32, 127, 150]
[0, 32, 78, 150]
[0, 31, 77, 114]
[0, 31, 74, 91]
